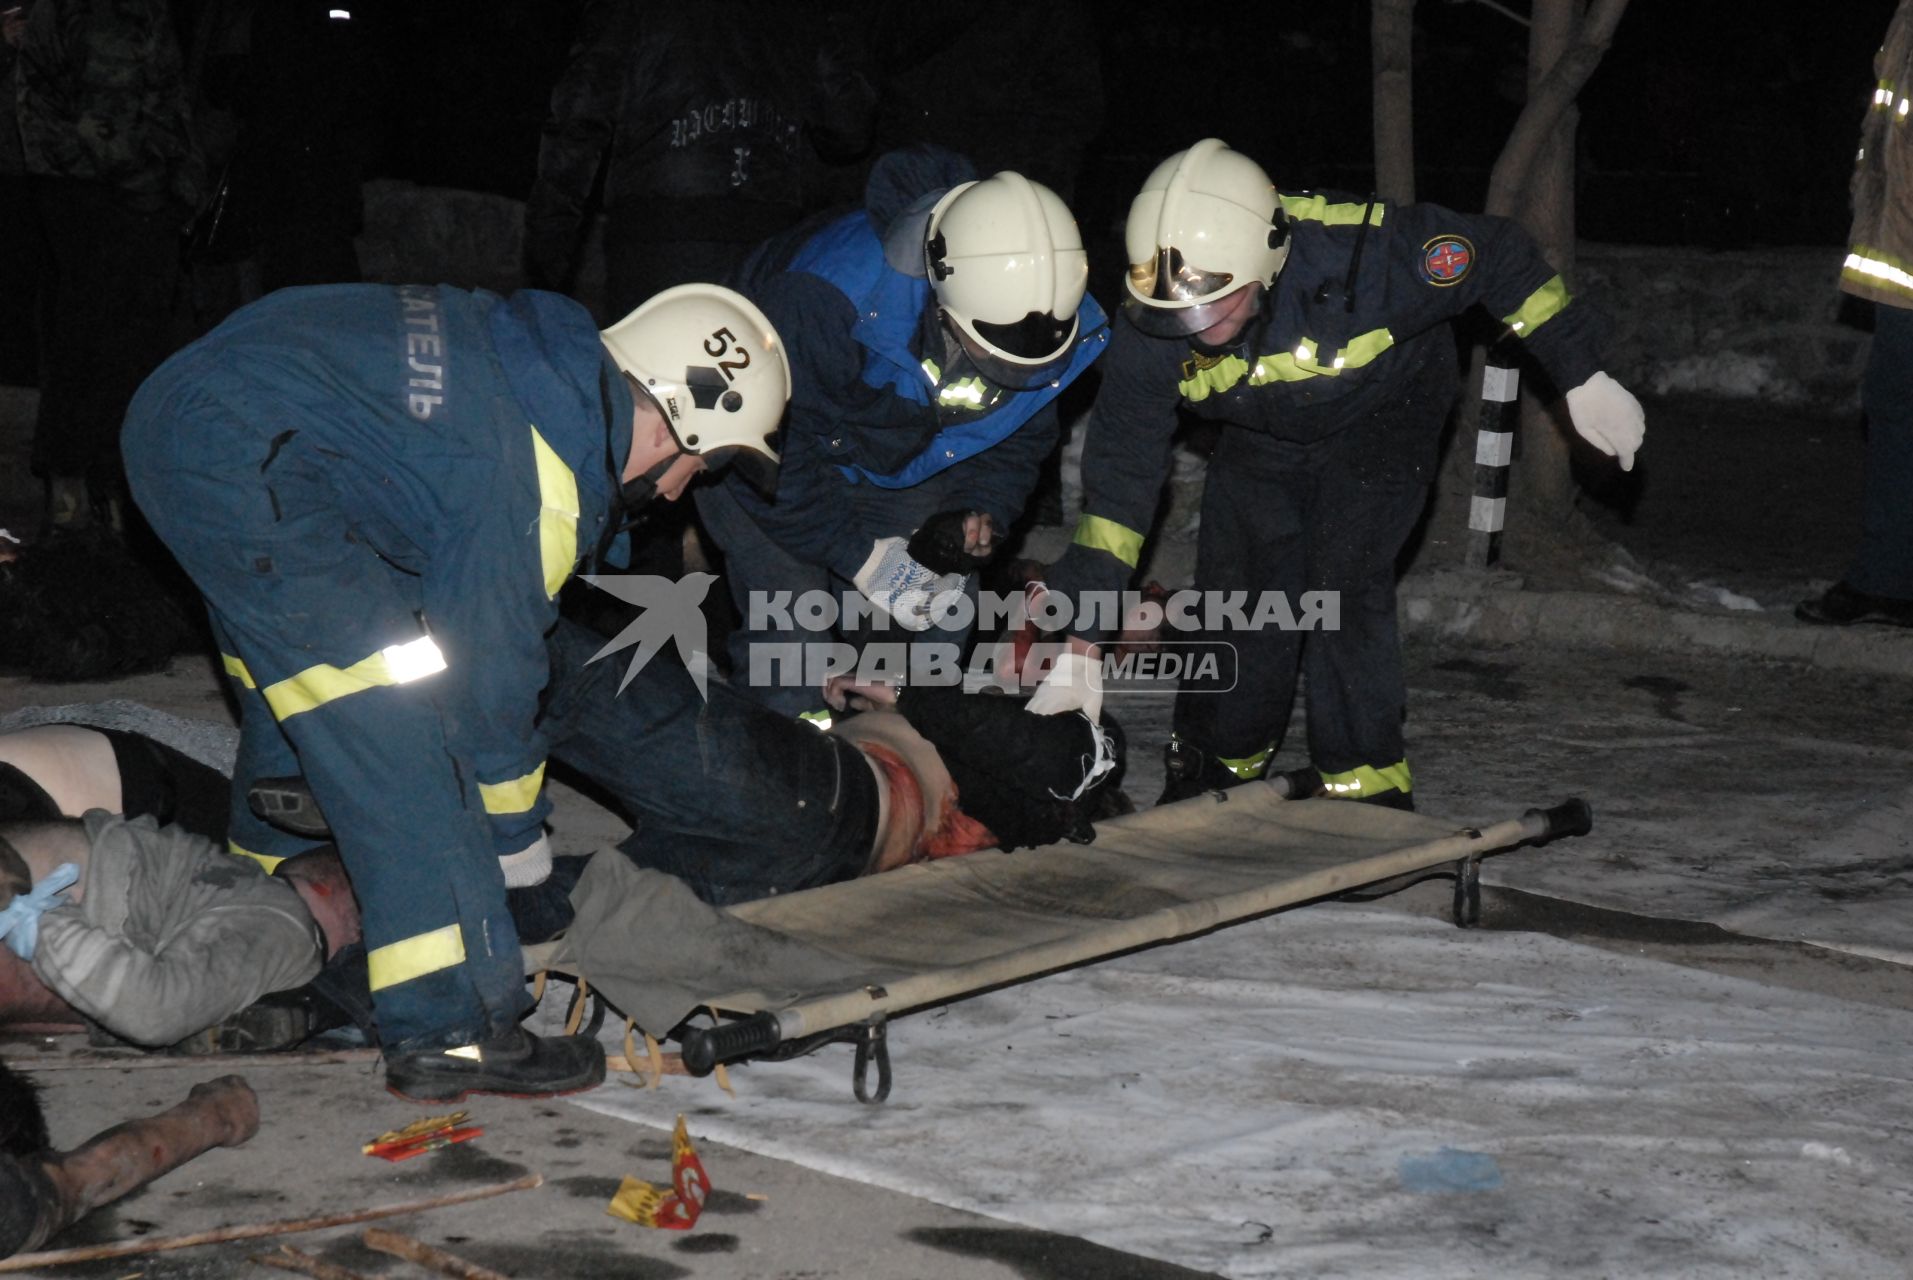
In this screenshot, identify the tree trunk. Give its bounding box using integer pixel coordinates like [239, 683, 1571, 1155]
[1372, 0, 1418, 204]
[1484, 0, 1630, 218]
[1509, 0, 1585, 514]
[1452, 0, 1628, 534]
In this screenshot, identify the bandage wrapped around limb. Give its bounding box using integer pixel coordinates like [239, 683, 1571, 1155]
[895, 687, 1126, 850]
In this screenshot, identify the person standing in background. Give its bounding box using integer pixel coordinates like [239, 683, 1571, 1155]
[1796, 0, 1913, 629]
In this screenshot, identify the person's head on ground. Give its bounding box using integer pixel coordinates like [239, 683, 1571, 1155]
[1123, 138, 1289, 348]
[273, 845, 361, 960]
[0, 819, 89, 889]
[600, 284, 791, 508]
[924, 170, 1089, 389]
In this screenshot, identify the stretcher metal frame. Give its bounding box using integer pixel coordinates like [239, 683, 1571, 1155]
[540, 797, 1593, 1104]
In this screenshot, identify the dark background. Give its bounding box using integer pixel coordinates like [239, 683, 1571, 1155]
[272, 0, 1899, 248]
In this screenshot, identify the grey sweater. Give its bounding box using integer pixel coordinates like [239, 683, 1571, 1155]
[32, 812, 320, 1046]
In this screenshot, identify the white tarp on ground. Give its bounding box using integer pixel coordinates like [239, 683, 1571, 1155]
[571, 901, 1913, 1279]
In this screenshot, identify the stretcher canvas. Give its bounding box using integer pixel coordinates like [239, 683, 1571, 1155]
[555, 785, 1530, 1039]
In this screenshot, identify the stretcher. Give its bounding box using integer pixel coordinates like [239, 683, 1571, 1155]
[534, 784, 1592, 1102]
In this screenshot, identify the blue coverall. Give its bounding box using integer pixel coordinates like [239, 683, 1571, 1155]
[697, 147, 1108, 715]
[123, 284, 630, 1053]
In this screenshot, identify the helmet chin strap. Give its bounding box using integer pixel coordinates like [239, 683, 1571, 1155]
[594, 451, 682, 568]
[619, 452, 678, 515]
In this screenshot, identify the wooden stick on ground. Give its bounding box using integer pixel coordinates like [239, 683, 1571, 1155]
[250, 1243, 372, 1280]
[0, 1174, 543, 1273]
[362, 1229, 512, 1280]
[2, 1050, 383, 1073]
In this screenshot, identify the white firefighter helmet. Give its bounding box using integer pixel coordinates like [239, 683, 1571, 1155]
[1124, 138, 1289, 338]
[924, 171, 1087, 388]
[600, 283, 790, 489]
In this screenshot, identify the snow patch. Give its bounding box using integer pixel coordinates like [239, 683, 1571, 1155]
[1686, 581, 1764, 612]
[1648, 351, 1806, 402]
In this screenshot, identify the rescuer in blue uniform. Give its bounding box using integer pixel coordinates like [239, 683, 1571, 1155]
[1030, 139, 1648, 809]
[121, 281, 789, 1100]
[697, 146, 1108, 719]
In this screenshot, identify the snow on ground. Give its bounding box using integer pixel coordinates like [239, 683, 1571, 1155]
[575, 900, 1913, 1279]
[9, 627, 1913, 1278]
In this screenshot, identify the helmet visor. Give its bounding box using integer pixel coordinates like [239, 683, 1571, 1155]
[1125, 247, 1242, 337]
[963, 311, 1078, 389]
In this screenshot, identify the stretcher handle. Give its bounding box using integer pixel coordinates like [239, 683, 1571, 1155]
[680, 1011, 783, 1076]
[1519, 797, 1592, 844]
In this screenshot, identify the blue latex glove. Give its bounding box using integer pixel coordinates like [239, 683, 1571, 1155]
[0, 862, 80, 962]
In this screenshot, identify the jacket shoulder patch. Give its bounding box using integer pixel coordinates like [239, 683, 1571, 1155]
[1420, 235, 1475, 286]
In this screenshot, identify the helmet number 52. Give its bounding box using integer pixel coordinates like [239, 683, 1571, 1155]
[703, 327, 751, 381]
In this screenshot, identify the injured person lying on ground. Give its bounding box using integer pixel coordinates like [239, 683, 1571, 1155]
[0, 635, 1126, 1050]
[0, 816, 357, 1046]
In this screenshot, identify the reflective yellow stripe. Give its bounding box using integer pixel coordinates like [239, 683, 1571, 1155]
[937, 376, 991, 408]
[262, 636, 447, 721]
[1072, 514, 1145, 569]
[1502, 274, 1571, 337]
[226, 840, 284, 873]
[221, 653, 257, 689]
[920, 357, 942, 382]
[1178, 328, 1397, 401]
[1319, 760, 1413, 798]
[367, 923, 466, 991]
[1217, 745, 1273, 780]
[479, 761, 546, 815]
[1843, 246, 1913, 299]
[797, 710, 834, 731]
[531, 426, 580, 599]
[1279, 193, 1386, 227]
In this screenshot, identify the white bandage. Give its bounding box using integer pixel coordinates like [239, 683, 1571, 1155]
[1025, 649, 1104, 724]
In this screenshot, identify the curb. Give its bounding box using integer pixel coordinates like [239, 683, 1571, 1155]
[1399, 572, 1913, 678]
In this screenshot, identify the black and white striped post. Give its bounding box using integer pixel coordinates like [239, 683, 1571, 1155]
[1466, 347, 1519, 569]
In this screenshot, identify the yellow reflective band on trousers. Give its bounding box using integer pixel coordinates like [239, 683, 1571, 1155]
[1178, 328, 1397, 401]
[1502, 275, 1571, 338]
[1071, 514, 1145, 569]
[1319, 761, 1413, 798]
[221, 653, 257, 689]
[262, 635, 448, 722]
[1279, 193, 1386, 227]
[1217, 745, 1274, 780]
[531, 426, 580, 599]
[479, 761, 547, 815]
[1843, 246, 1913, 301]
[368, 923, 467, 992]
[226, 840, 284, 873]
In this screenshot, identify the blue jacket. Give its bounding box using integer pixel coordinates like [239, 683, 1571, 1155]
[129, 284, 632, 854]
[723, 148, 1108, 579]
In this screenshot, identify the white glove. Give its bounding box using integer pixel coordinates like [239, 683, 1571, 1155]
[853, 536, 965, 632]
[498, 832, 553, 888]
[1564, 370, 1645, 471]
[1025, 649, 1104, 723]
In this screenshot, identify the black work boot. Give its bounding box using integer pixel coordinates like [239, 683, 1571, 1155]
[1795, 581, 1913, 628]
[1157, 739, 1252, 805]
[385, 1027, 606, 1103]
[248, 774, 334, 839]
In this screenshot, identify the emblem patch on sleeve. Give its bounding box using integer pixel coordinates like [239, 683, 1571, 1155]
[1420, 235, 1475, 286]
